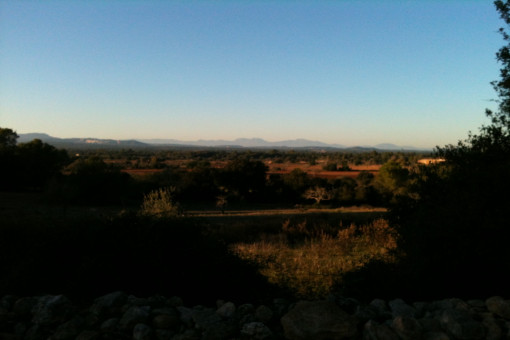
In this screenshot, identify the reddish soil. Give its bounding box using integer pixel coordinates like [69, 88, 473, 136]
[267, 170, 378, 179]
[120, 161, 381, 179]
[266, 162, 380, 179]
[121, 169, 164, 176]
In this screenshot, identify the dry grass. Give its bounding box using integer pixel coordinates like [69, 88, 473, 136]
[187, 206, 386, 217]
[230, 218, 398, 298]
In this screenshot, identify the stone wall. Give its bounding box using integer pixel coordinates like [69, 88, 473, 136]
[1, 291, 509, 339]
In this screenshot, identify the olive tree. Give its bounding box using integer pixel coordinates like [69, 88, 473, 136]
[0, 127, 18, 150]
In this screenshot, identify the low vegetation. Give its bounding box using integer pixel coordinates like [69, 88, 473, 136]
[140, 187, 182, 217]
[231, 218, 398, 299]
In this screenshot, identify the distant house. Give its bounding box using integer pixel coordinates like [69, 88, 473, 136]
[417, 158, 445, 165]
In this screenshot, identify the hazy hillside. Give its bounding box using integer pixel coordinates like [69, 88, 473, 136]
[18, 133, 431, 151]
[18, 133, 149, 149]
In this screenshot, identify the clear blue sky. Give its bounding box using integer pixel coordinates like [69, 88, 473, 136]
[0, 0, 504, 148]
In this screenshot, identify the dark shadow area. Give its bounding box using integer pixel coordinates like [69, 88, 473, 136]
[0, 213, 291, 306]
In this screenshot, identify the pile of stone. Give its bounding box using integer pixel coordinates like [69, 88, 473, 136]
[1, 291, 510, 339]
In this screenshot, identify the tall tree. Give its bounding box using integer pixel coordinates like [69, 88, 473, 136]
[439, 0, 510, 162]
[342, 1, 510, 300]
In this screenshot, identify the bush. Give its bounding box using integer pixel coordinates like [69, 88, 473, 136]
[140, 187, 182, 217]
[230, 218, 398, 299]
[322, 162, 338, 171]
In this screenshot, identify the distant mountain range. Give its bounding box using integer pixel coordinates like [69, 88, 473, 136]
[138, 137, 347, 148]
[18, 133, 147, 149]
[18, 133, 431, 151]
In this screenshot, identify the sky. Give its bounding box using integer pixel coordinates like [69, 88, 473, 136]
[0, 0, 505, 149]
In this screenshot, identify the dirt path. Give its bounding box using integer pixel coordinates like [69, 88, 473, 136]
[186, 206, 386, 217]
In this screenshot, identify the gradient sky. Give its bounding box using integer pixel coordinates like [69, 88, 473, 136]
[0, 0, 504, 148]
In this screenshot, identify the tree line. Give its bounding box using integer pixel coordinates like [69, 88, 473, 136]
[1, 127, 425, 208]
[67, 147, 429, 169]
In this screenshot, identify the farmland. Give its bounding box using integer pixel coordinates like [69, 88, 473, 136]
[119, 159, 381, 178]
[2, 144, 424, 303]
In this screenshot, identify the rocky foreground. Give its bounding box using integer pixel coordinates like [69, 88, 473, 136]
[1, 292, 510, 339]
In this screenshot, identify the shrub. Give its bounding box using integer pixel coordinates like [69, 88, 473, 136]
[322, 162, 338, 171]
[140, 187, 182, 217]
[230, 218, 398, 299]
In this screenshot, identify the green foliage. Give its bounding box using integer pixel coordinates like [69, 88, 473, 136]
[219, 158, 268, 201]
[63, 157, 133, 205]
[0, 132, 69, 190]
[354, 172, 380, 204]
[140, 187, 182, 217]
[323, 162, 338, 171]
[374, 160, 409, 203]
[331, 178, 356, 203]
[180, 164, 219, 202]
[283, 168, 310, 194]
[0, 127, 18, 150]
[16, 139, 69, 187]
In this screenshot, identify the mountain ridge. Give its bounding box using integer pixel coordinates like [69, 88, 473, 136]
[17, 133, 431, 151]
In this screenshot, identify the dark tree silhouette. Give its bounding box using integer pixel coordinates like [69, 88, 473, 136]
[219, 158, 268, 201]
[0, 127, 18, 150]
[16, 139, 69, 189]
[341, 1, 510, 301]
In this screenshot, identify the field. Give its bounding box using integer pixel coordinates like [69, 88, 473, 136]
[2, 148, 424, 303]
[120, 159, 381, 179]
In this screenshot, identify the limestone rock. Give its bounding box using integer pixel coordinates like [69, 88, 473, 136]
[89, 291, 127, 320]
[355, 304, 380, 323]
[201, 320, 237, 340]
[363, 319, 400, 340]
[191, 307, 221, 330]
[133, 323, 153, 340]
[75, 330, 99, 340]
[273, 298, 290, 317]
[49, 315, 85, 340]
[155, 329, 176, 340]
[388, 299, 416, 318]
[100, 317, 119, 331]
[391, 315, 423, 340]
[237, 303, 255, 316]
[172, 328, 201, 340]
[216, 301, 236, 319]
[12, 296, 38, 318]
[241, 321, 274, 340]
[486, 296, 510, 320]
[152, 313, 180, 330]
[370, 299, 391, 319]
[281, 300, 358, 340]
[177, 306, 194, 327]
[31, 295, 74, 326]
[482, 314, 503, 340]
[440, 308, 485, 340]
[255, 305, 274, 324]
[423, 331, 451, 340]
[167, 296, 184, 307]
[418, 317, 442, 333]
[118, 306, 150, 331]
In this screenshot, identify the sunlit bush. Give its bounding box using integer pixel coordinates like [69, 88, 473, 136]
[140, 187, 182, 217]
[231, 218, 398, 299]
